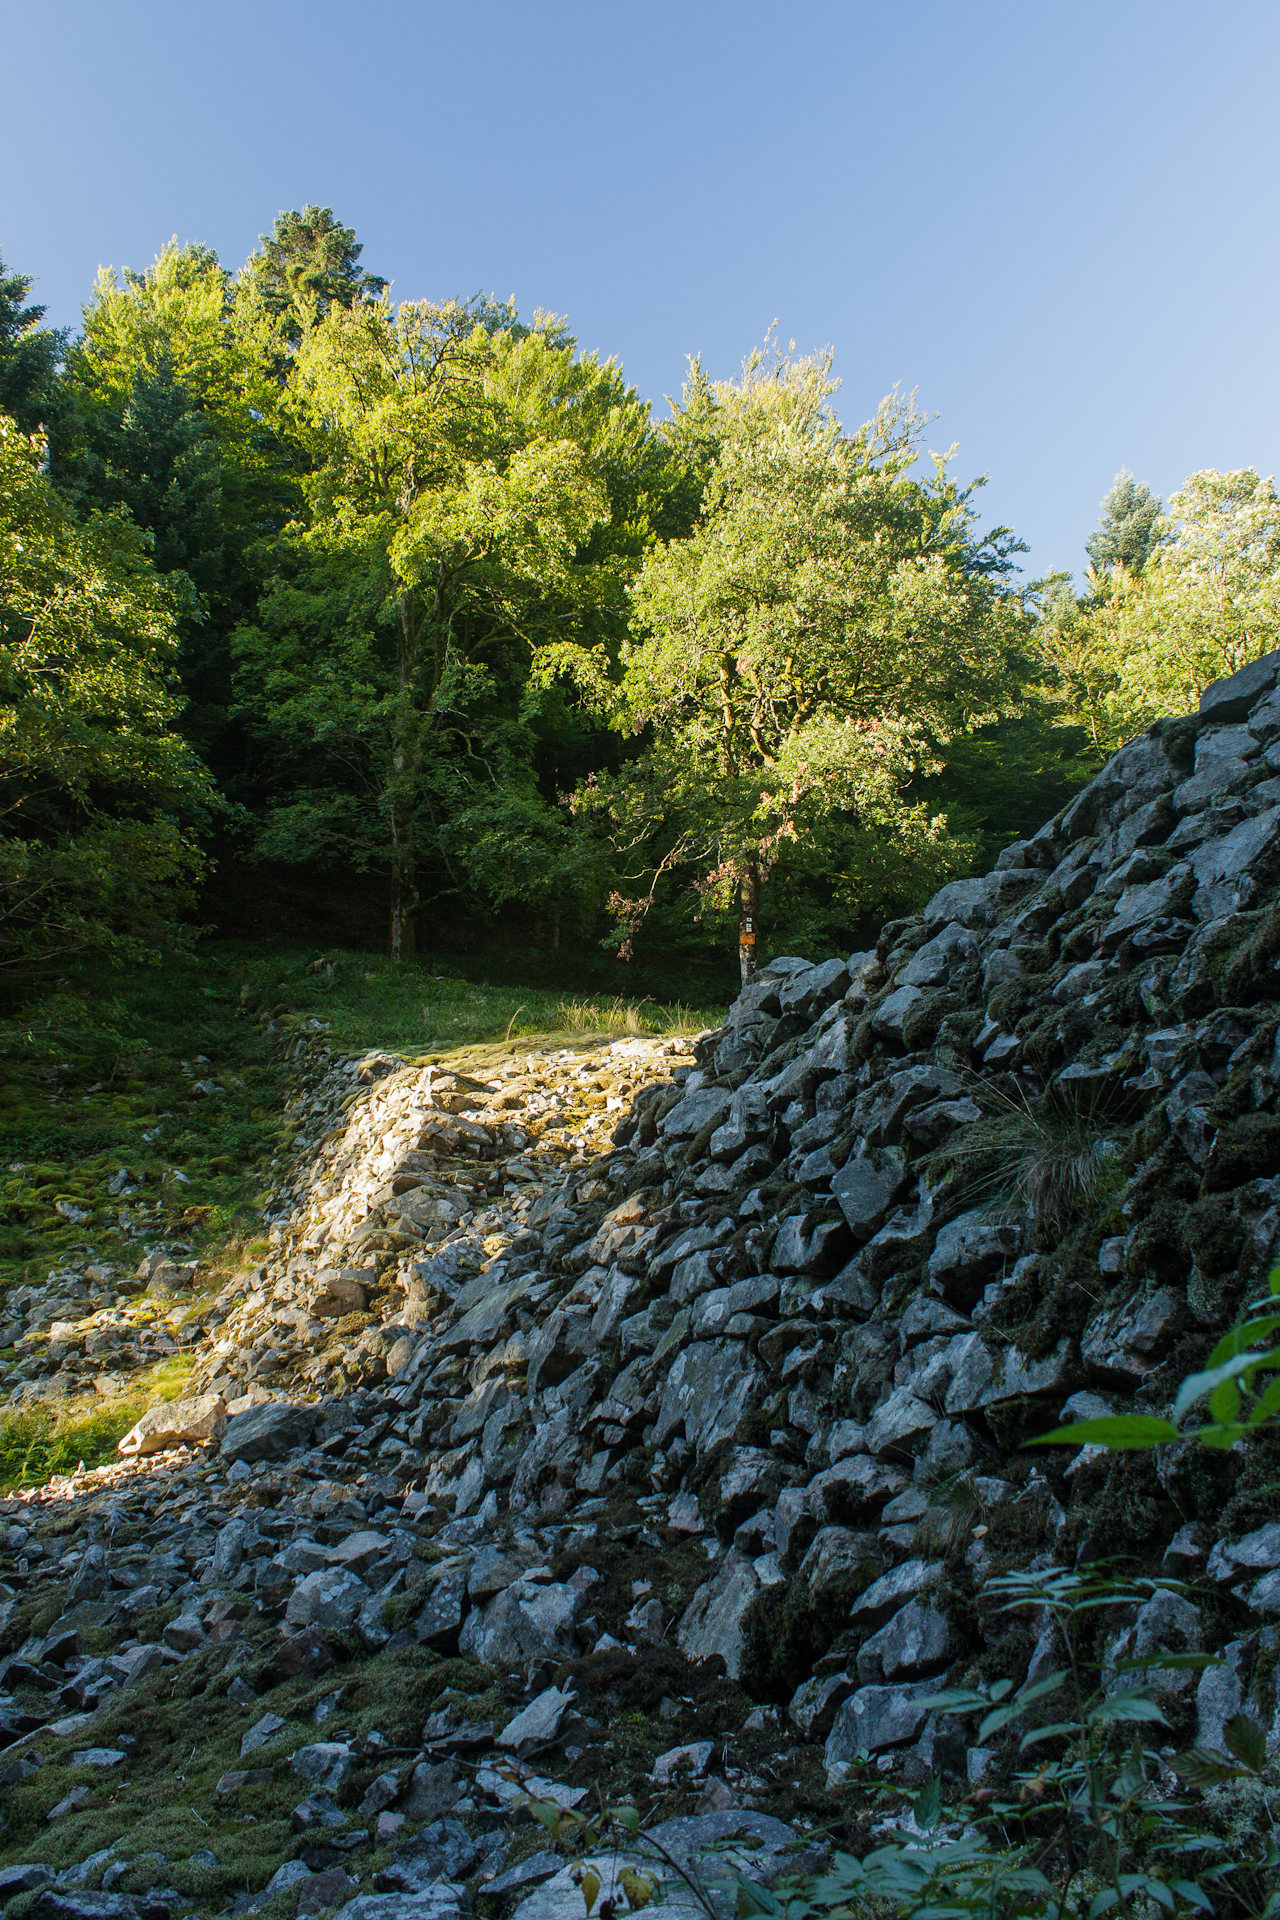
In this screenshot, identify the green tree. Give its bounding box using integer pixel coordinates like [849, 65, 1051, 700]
[1108, 467, 1280, 722]
[1084, 468, 1162, 576]
[232, 296, 659, 959]
[56, 240, 297, 773]
[0, 252, 65, 437]
[0, 420, 216, 981]
[245, 205, 387, 349]
[1040, 467, 1280, 756]
[543, 346, 1027, 982]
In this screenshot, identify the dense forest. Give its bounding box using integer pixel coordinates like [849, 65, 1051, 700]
[4, 205, 1280, 1005]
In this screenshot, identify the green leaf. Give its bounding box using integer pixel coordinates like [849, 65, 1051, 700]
[1089, 1692, 1168, 1726]
[1088, 1892, 1120, 1918]
[1170, 1881, 1216, 1912]
[1224, 1714, 1268, 1771]
[1018, 1718, 1082, 1750]
[1174, 1748, 1253, 1786]
[1209, 1375, 1242, 1425]
[1206, 1316, 1280, 1368]
[1026, 1415, 1179, 1450]
[1175, 1348, 1280, 1421]
[918, 1688, 989, 1715]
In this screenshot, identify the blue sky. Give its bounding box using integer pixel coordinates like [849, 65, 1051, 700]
[5, 0, 1278, 579]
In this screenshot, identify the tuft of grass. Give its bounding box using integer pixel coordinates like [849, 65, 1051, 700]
[927, 1081, 1123, 1233]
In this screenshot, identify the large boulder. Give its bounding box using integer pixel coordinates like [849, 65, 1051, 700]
[118, 1393, 227, 1456]
[220, 1400, 315, 1463]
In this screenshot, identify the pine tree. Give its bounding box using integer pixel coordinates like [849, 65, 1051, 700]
[0, 251, 65, 434]
[246, 206, 387, 346]
[1085, 469, 1162, 575]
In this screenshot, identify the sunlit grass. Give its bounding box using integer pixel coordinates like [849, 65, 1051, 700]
[0, 1402, 139, 1492]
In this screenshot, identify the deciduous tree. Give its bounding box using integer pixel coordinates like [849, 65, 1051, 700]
[541, 346, 1026, 981]
[0, 421, 215, 980]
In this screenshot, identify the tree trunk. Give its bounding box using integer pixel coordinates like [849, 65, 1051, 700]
[738, 858, 760, 985]
[389, 590, 421, 963]
[390, 842, 417, 964]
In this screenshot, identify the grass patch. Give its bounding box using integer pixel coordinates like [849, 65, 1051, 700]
[245, 945, 720, 1057]
[0, 1401, 141, 1491]
[0, 939, 722, 1297]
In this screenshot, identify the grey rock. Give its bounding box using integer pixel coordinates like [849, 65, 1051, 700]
[241, 1712, 288, 1757]
[333, 1893, 464, 1920]
[871, 985, 922, 1040]
[691, 1275, 778, 1337]
[374, 1819, 482, 1888]
[654, 1340, 764, 1456]
[899, 923, 979, 988]
[401, 1760, 463, 1822]
[497, 1685, 576, 1753]
[1189, 806, 1280, 918]
[1106, 1589, 1202, 1696]
[928, 1213, 1021, 1308]
[824, 1682, 937, 1769]
[291, 1742, 356, 1792]
[1196, 1639, 1247, 1751]
[788, 1669, 859, 1738]
[771, 1213, 848, 1275]
[856, 1601, 963, 1683]
[285, 1567, 371, 1633]
[118, 1393, 227, 1457]
[848, 1558, 939, 1625]
[459, 1574, 588, 1665]
[796, 1527, 881, 1608]
[220, 1400, 315, 1464]
[863, 1386, 938, 1459]
[0, 1867, 55, 1896]
[676, 1550, 764, 1679]
[1207, 1522, 1280, 1585]
[660, 1088, 733, 1141]
[414, 1567, 468, 1648]
[1082, 1289, 1180, 1381]
[943, 1332, 1072, 1413]
[1248, 689, 1280, 743]
[832, 1149, 907, 1239]
[921, 870, 1042, 931]
[1059, 736, 1178, 841]
[1174, 760, 1252, 814]
[481, 1855, 561, 1900]
[1199, 650, 1280, 724]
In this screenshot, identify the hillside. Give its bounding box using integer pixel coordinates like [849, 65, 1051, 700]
[2, 650, 1280, 1918]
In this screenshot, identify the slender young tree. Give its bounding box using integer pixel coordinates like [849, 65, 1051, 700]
[540, 346, 1026, 982]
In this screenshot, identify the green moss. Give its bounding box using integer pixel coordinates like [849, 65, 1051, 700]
[1205, 1113, 1280, 1192]
[1150, 713, 1204, 770]
[901, 990, 961, 1051]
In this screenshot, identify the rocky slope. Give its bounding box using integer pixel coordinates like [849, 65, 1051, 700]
[5, 653, 1280, 1920]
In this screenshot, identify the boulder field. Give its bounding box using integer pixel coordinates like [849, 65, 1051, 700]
[5, 653, 1280, 1914]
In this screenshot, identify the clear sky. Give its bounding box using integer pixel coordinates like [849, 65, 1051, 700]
[5, 0, 1278, 580]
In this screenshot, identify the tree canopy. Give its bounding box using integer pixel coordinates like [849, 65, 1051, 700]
[540, 346, 1029, 977]
[1, 212, 1262, 993]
